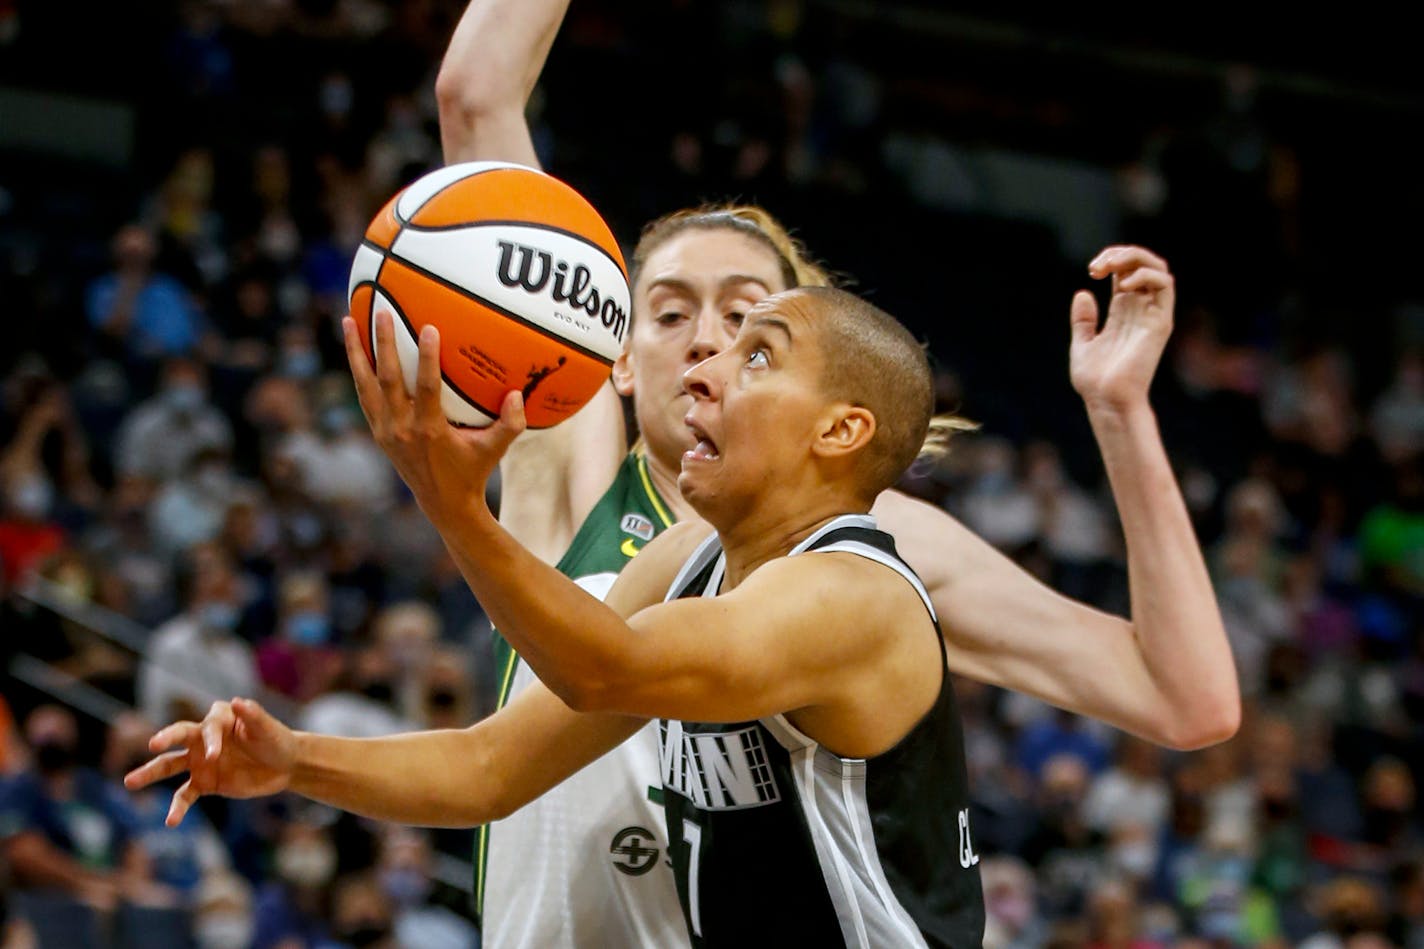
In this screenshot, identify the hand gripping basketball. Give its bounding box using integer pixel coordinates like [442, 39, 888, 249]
[344, 309, 526, 525]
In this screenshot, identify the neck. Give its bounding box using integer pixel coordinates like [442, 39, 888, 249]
[713, 488, 871, 590]
[642, 446, 701, 523]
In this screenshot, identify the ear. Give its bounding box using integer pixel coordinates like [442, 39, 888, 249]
[811, 404, 875, 462]
[611, 347, 636, 397]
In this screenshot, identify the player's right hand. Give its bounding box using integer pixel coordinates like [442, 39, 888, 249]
[124, 698, 295, 826]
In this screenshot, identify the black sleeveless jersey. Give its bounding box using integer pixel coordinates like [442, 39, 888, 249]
[658, 514, 985, 948]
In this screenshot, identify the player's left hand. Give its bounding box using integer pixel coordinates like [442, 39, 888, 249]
[343, 310, 526, 523]
[1068, 245, 1175, 414]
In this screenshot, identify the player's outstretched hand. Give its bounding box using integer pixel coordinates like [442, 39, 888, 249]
[1068, 245, 1176, 414]
[342, 309, 526, 524]
[124, 698, 296, 827]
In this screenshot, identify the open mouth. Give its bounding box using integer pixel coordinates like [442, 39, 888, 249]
[683, 417, 720, 462]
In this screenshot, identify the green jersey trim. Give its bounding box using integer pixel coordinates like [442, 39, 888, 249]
[476, 450, 675, 917]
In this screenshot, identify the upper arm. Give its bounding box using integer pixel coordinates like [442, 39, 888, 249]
[874, 490, 1168, 736]
[583, 554, 927, 726]
[497, 383, 627, 565]
[471, 679, 643, 820]
[435, 0, 570, 166]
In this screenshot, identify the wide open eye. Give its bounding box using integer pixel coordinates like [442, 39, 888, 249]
[746, 349, 769, 369]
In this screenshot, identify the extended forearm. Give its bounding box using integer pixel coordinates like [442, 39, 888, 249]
[1089, 402, 1240, 746]
[442, 504, 637, 706]
[290, 728, 499, 828]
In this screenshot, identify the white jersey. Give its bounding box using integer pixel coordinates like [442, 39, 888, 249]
[481, 453, 691, 947]
[481, 577, 691, 948]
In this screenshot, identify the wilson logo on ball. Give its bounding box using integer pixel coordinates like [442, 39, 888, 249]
[496, 241, 629, 344]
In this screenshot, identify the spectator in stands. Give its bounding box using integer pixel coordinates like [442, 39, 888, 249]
[298, 646, 416, 739]
[981, 854, 1047, 949]
[1299, 877, 1390, 949]
[1358, 758, 1420, 865]
[369, 600, 440, 709]
[252, 815, 339, 949]
[278, 385, 394, 509]
[113, 357, 233, 486]
[80, 475, 175, 626]
[1212, 478, 1293, 693]
[148, 443, 244, 558]
[0, 377, 100, 531]
[414, 646, 479, 730]
[102, 711, 230, 900]
[375, 825, 478, 949]
[191, 870, 256, 949]
[0, 467, 64, 590]
[1023, 753, 1107, 919]
[1370, 351, 1424, 464]
[256, 569, 342, 703]
[1016, 707, 1112, 781]
[1358, 456, 1424, 602]
[86, 223, 204, 368]
[138, 542, 258, 724]
[1085, 735, 1171, 841]
[0, 695, 22, 776]
[0, 706, 161, 910]
[328, 872, 398, 949]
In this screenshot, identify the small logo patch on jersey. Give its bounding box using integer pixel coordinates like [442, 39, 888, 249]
[659, 721, 781, 811]
[620, 513, 655, 541]
[609, 826, 660, 876]
[620, 537, 642, 558]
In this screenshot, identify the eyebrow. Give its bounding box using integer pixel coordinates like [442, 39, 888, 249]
[748, 316, 793, 347]
[645, 274, 778, 296]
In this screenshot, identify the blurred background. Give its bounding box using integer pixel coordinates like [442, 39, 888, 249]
[1, 2, 1421, 948]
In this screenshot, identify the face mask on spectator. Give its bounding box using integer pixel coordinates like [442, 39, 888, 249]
[165, 383, 204, 414]
[8, 474, 53, 520]
[280, 347, 321, 380]
[199, 602, 239, 633]
[1111, 840, 1157, 879]
[195, 464, 232, 497]
[360, 679, 394, 705]
[379, 866, 431, 907]
[287, 611, 331, 646]
[194, 913, 254, 949]
[33, 739, 75, 775]
[275, 839, 336, 887]
[319, 405, 355, 436]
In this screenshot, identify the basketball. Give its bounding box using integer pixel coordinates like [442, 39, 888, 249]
[347, 161, 630, 428]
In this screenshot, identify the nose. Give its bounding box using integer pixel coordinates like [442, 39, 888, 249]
[686, 307, 728, 364]
[682, 350, 724, 402]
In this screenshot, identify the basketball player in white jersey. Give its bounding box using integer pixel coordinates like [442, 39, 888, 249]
[424, 2, 1241, 945]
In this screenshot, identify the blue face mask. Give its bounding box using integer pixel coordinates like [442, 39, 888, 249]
[287, 610, 331, 646]
[199, 602, 239, 632]
[281, 349, 321, 380]
[165, 383, 204, 414]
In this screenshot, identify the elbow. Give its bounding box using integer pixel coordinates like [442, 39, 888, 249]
[434, 61, 518, 128]
[1159, 692, 1242, 751]
[554, 676, 619, 715]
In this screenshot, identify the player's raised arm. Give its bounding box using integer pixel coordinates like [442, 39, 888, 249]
[432, 0, 626, 565]
[874, 245, 1240, 751]
[125, 686, 641, 830]
[434, 0, 569, 167]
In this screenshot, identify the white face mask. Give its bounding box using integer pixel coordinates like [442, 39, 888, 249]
[8, 473, 53, 520]
[276, 841, 336, 887]
[195, 914, 254, 949]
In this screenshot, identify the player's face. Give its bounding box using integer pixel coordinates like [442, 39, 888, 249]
[619, 230, 790, 474]
[677, 291, 828, 516]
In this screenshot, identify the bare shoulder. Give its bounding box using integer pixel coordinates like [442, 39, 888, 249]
[605, 518, 716, 617]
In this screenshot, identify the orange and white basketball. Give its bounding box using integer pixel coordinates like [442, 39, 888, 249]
[348, 161, 630, 428]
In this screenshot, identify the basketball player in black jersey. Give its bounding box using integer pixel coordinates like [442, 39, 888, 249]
[127, 249, 1226, 946]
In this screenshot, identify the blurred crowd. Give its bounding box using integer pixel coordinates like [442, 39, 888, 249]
[2, 2, 1422, 948]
